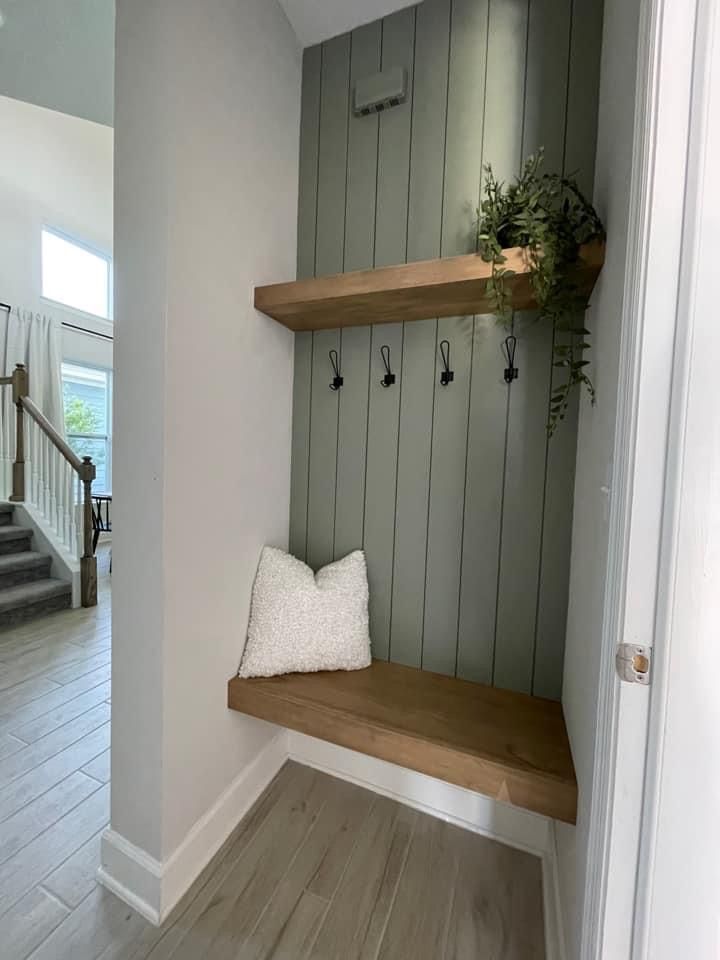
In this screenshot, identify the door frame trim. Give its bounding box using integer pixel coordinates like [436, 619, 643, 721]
[582, 0, 701, 955]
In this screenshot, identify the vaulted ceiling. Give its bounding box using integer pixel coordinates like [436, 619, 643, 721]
[0, 0, 419, 126]
[279, 0, 419, 46]
[0, 0, 114, 126]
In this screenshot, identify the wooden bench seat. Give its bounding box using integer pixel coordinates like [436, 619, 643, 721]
[227, 659, 577, 823]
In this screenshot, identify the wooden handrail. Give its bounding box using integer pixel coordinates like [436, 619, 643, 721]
[20, 396, 85, 473]
[6, 363, 97, 607]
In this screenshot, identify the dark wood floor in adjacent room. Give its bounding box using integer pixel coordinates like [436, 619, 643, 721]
[0, 546, 545, 959]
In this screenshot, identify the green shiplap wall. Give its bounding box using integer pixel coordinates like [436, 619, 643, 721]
[289, 0, 603, 700]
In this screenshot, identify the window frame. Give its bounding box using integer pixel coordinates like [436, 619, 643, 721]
[41, 225, 113, 322]
[61, 361, 113, 494]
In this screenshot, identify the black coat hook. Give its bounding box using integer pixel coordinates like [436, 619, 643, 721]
[380, 345, 396, 387]
[439, 339, 454, 386]
[503, 335, 518, 383]
[329, 349, 343, 390]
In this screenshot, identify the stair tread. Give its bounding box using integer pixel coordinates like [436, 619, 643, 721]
[0, 578, 71, 612]
[0, 525, 33, 541]
[0, 551, 50, 571]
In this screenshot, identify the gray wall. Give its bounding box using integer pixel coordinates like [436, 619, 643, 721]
[291, 0, 603, 699]
[0, 0, 114, 126]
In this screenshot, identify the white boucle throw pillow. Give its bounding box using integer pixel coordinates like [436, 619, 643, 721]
[238, 547, 371, 678]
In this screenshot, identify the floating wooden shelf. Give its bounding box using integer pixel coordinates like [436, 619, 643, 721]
[254, 241, 605, 333]
[228, 659, 577, 823]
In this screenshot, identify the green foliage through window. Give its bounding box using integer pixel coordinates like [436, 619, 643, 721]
[63, 395, 100, 436]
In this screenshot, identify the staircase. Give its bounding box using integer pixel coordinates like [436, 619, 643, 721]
[0, 504, 72, 627]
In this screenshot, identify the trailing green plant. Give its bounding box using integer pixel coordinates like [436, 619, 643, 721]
[475, 149, 605, 435]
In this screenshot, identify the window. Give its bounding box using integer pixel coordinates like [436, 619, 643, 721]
[42, 227, 112, 320]
[62, 363, 112, 493]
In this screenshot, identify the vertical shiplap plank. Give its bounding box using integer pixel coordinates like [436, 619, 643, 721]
[363, 6, 415, 659]
[306, 330, 341, 571]
[374, 6, 416, 269]
[390, 318, 437, 667]
[364, 323, 403, 660]
[306, 33, 350, 572]
[344, 23, 382, 272]
[334, 327, 371, 559]
[456, 317, 508, 682]
[422, 317, 472, 675]
[333, 24, 381, 566]
[292, 46, 322, 564]
[289, 332, 313, 560]
[532, 366, 578, 699]
[422, 0, 490, 676]
[521, 0, 572, 170]
[315, 34, 351, 276]
[533, 0, 603, 699]
[475, 0, 532, 691]
[389, 0, 449, 667]
[441, 0, 490, 259]
[563, 0, 604, 195]
[406, 0, 451, 263]
[493, 314, 554, 693]
[481, 0, 530, 181]
[297, 46, 322, 280]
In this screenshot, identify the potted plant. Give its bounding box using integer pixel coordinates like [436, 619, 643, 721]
[476, 149, 605, 435]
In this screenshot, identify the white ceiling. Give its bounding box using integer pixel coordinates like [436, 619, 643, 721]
[279, 0, 420, 46]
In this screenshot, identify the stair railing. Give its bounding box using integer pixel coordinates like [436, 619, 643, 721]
[1, 363, 97, 607]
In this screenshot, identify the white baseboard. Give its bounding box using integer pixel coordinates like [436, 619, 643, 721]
[542, 821, 568, 960]
[287, 731, 552, 857]
[98, 730, 287, 924]
[97, 835, 162, 925]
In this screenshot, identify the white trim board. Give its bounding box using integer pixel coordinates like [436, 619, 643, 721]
[581, 0, 701, 955]
[286, 730, 552, 856]
[98, 730, 288, 924]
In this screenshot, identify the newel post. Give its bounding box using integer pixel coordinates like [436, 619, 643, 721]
[9, 363, 28, 502]
[79, 456, 98, 607]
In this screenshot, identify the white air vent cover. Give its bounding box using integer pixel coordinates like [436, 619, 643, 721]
[353, 66, 407, 116]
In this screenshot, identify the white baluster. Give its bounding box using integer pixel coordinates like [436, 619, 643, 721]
[27, 418, 33, 507]
[35, 421, 42, 508]
[30, 420, 40, 507]
[41, 434, 48, 519]
[75, 472, 83, 560]
[38, 431, 44, 515]
[54, 447, 64, 540]
[46, 436, 52, 521]
[27, 419, 36, 507]
[69, 468, 79, 558]
[65, 461, 74, 552]
[48, 443, 57, 529]
[31, 426, 37, 511]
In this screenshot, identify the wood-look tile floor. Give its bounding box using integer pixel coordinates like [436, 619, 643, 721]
[0, 546, 546, 959]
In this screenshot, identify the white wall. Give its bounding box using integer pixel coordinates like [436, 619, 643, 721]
[0, 0, 114, 126]
[556, 0, 642, 954]
[106, 0, 301, 921]
[0, 95, 114, 370]
[279, 0, 418, 45]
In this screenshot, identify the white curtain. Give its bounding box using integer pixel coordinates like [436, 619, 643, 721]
[0, 307, 65, 499]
